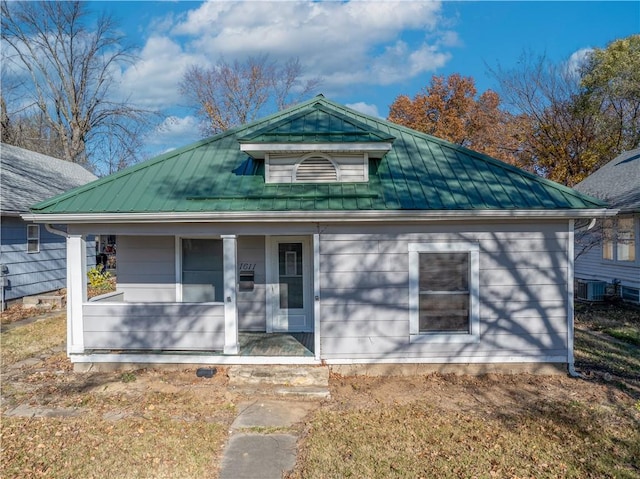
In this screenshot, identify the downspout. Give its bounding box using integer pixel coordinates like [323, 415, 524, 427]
[567, 219, 582, 378]
[45, 224, 68, 238]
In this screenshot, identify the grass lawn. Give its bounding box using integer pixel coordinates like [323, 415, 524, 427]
[287, 302, 640, 479]
[1, 315, 236, 479]
[2, 303, 639, 478]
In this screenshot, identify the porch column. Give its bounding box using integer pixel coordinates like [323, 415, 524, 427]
[222, 235, 239, 354]
[67, 234, 87, 354]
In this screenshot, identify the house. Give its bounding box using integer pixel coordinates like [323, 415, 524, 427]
[1, 143, 97, 309]
[573, 148, 640, 303]
[23, 96, 610, 373]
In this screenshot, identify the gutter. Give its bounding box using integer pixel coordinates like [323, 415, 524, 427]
[45, 224, 68, 238]
[22, 208, 619, 224]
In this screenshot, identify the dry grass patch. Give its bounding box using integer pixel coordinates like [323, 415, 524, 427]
[1, 366, 237, 479]
[288, 377, 640, 479]
[1, 314, 66, 366]
[289, 303, 640, 479]
[1, 312, 238, 479]
[1, 415, 226, 479]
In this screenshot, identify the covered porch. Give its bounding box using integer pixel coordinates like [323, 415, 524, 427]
[65, 231, 320, 365]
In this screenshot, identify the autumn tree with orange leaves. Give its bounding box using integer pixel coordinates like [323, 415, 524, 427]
[388, 74, 530, 169]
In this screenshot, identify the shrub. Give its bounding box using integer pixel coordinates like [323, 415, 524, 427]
[87, 264, 112, 290]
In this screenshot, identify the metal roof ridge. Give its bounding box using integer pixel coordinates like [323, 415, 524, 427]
[238, 100, 395, 143]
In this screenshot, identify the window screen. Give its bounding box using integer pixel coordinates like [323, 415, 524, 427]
[418, 252, 470, 333]
[182, 239, 223, 302]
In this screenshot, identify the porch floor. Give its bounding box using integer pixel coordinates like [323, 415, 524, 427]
[239, 333, 314, 357]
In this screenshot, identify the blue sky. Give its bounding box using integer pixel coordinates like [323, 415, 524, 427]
[96, 1, 639, 156]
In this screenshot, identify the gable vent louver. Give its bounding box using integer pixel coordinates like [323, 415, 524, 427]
[295, 156, 338, 182]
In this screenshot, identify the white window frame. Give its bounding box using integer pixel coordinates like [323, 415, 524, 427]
[27, 224, 40, 253]
[408, 242, 480, 344]
[175, 236, 225, 304]
[602, 215, 638, 265]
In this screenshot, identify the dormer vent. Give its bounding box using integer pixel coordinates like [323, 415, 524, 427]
[295, 156, 338, 182]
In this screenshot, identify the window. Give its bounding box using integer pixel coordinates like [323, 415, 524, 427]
[603, 216, 636, 262]
[409, 242, 479, 343]
[181, 239, 223, 302]
[279, 243, 304, 309]
[27, 224, 40, 253]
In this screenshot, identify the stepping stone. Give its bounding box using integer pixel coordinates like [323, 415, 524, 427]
[4, 404, 84, 418]
[231, 399, 317, 430]
[219, 433, 297, 479]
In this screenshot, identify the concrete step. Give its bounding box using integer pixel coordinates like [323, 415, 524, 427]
[228, 365, 330, 398]
[22, 294, 66, 309]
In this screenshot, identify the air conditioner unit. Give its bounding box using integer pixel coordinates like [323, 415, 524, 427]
[576, 279, 606, 301]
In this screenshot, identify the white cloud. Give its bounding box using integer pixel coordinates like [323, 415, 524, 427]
[169, 1, 451, 92]
[119, 36, 208, 109]
[566, 48, 592, 77]
[346, 102, 381, 118]
[145, 115, 203, 153]
[111, 1, 458, 152]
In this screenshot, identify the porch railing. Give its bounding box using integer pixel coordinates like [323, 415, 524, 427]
[82, 302, 225, 351]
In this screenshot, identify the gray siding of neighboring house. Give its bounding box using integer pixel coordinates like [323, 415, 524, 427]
[1, 216, 94, 301]
[317, 222, 570, 362]
[574, 215, 640, 292]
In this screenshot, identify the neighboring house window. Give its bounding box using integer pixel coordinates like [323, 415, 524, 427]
[294, 155, 338, 182]
[27, 225, 40, 253]
[603, 216, 636, 262]
[408, 242, 480, 343]
[181, 238, 223, 302]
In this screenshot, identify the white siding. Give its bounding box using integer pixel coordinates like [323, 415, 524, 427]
[317, 222, 570, 362]
[116, 236, 176, 302]
[83, 303, 225, 350]
[237, 236, 267, 331]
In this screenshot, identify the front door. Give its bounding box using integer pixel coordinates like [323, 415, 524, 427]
[267, 236, 313, 332]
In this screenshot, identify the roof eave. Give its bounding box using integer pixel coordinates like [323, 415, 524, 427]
[239, 142, 393, 159]
[22, 208, 618, 225]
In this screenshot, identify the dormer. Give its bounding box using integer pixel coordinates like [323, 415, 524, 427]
[238, 102, 394, 184]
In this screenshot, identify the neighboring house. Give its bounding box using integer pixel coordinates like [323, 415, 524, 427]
[24, 96, 610, 372]
[573, 148, 640, 303]
[1, 143, 96, 308]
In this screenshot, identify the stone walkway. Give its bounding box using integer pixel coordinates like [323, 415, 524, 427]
[219, 399, 319, 479]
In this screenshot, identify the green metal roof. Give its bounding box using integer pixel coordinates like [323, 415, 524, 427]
[30, 96, 607, 214]
[238, 101, 395, 144]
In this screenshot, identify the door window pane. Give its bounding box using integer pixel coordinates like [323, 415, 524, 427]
[279, 243, 303, 309]
[182, 239, 223, 302]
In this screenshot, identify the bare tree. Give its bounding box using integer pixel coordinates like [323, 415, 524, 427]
[490, 52, 613, 186]
[1, 1, 154, 171]
[180, 55, 321, 136]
